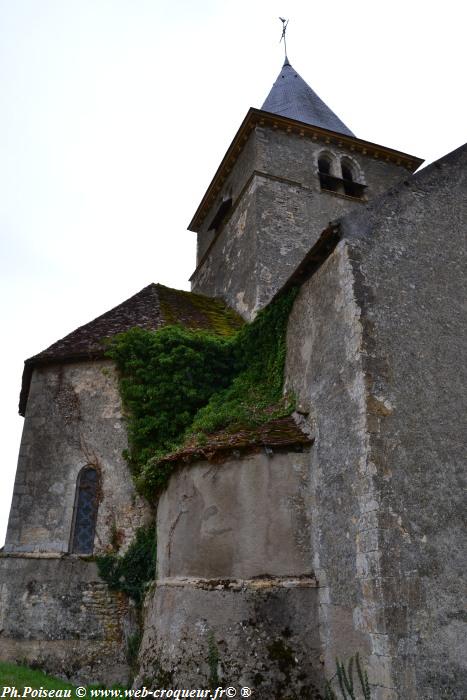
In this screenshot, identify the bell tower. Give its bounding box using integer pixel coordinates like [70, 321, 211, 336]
[189, 58, 422, 320]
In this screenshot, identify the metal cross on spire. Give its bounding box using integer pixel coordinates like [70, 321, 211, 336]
[279, 17, 289, 61]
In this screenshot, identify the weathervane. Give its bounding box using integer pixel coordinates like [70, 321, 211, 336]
[279, 17, 289, 60]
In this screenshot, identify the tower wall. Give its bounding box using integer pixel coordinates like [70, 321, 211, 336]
[195, 129, 258, 264]
[284, 144, 467, 699]
[191, 125, 412, 319]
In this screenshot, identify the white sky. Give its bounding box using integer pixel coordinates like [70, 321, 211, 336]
[1, 0, 465, 545]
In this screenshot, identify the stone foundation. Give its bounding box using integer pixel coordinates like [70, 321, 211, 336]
[136, 578, 322, 698]
[0, 554, 134, 685]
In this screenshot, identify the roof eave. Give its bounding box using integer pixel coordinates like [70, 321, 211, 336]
[187, 107, 424, 233]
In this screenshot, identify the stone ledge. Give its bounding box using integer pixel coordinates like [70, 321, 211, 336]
[157, 416, 313, 468]
[0, 551, 93, 560]
[156, 574, 318, 591]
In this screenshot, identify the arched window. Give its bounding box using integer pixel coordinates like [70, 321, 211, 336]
[318, 156, 338, 192]
[71, 467, 99, 554]
[342, 163, 353, 181]
[341, 161, 356, 196]
[318, 156, 331, 175]
[318, 153, 366, 199]
[340, 159, 366, 198]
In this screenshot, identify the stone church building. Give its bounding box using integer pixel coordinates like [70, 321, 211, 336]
[1, 56, 466, 699]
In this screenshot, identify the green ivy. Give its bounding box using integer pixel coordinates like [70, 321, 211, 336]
[107, 325, 238, 480]
[107, 288, 298, 499]
[96, 525, 156, 607]
[189, 286, 298, 436]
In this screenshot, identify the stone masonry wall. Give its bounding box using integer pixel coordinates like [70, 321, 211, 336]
[1, 358, 151, 685]
[339, 144, 467, 699]
[195, 128, 258, 264]
[0, 555, 135, 685]
[136, 451, 324, 699]
[255, 127, 407, 200]
[5, 359, 150, 554]
[193, 175, 259, 319]
[285, 243, 374, 687]
[192, 125, 412, 319]
[285, 144, 467, 699]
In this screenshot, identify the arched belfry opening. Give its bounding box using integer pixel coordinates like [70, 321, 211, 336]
[318, 155, 338, 192]
[70, 466, 99, 554]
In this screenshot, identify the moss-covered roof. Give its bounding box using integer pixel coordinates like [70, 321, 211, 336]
[19, 284, 243, 416]
[157, 416, 313, 468]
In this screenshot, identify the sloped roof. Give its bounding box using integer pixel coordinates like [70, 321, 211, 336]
[157, 416, 313, 470]
[19, 284, 243, 415]
[261, 58, 355, 137]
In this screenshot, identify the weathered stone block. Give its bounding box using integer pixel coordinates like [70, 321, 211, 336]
[0, 555, 134, 685]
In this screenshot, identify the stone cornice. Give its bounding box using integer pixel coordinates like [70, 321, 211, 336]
[156, 575, 318, 591]
[188, 107, 424, 233]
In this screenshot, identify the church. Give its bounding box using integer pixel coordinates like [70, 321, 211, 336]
[0, 51, 465, 699]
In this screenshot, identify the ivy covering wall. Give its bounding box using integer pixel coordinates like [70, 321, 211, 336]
[96, 525, 156, 607]
[106, 287, 298, 499]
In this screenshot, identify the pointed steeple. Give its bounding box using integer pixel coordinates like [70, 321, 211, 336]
[261, 59, 355, 137]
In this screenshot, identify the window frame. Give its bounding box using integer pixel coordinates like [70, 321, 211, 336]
[69, 465, 100, 555]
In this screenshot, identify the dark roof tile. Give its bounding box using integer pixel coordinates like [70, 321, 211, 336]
[19, 284, 243, 415]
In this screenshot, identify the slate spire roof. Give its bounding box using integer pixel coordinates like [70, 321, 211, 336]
[261, 58, 355, 137]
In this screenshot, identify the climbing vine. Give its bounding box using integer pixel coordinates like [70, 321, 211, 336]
[107, 288, 298, 498]
[96, 525, 156, 607]
[189, 286, 298, 435]
[107, 326, 238, 480]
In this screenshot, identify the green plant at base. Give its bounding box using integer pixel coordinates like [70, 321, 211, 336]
[96, 525, 156, 607]
[107, 288, 299, 499]
[0, 662, 126, 691]
[126, 630, 142, 674]
[0, 662, 76, 690]
[324, 653, 371, 700]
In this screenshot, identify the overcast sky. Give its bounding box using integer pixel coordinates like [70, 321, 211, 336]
[1, 0, 465, 545]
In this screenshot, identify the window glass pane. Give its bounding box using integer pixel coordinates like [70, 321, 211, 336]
[72, 468, 98, 554]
